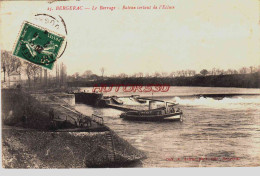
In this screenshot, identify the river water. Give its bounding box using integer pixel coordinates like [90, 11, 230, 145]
[75, 87, 260, 167]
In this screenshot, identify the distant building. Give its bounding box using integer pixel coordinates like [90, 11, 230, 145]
[7, 71, 21, 88]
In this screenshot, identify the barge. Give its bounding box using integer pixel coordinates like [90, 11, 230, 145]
[120, 101, 183, 122]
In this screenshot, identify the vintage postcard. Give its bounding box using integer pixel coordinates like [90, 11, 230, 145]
[0, 0, 259, 172]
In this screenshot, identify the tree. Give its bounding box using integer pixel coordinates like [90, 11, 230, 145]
[100, 67, 105, 78]
[25, 63, 33, 87]
[1, 51, 7, 82]
[32, 65, 41, 86]
[169, 72, 176, 77]
[82, 70, 93, 78]
[56, 64, 59, 85]
[187, 70, 193, 76]
[200, 69, 209, 76]
[24, 62, 41, 88]
[180, 70, 186, 77]
[132, 73, 138, 78]
[145, 73, 150, 77]
[176, 71, 182, 77]
[249, 66, 256, 73]
[226, 69, 233, 75]
[191, 70, 196, 76]
[233, 70, 238, 74]
[44, 69, 48, 87]
[154, 72, 161, 77]
[219, 69, 225, 75]
[72, 72, 80, 80]
[239, 67, 247, 74]
[137, 72, 144, 77]
[215, 69, 221, 75]
[211, 68, 216, 75]
[25, 64, 32, 87]
[1, 50, 22, 82]
[161, 72, 168, 77]
[119, 73, 127, 78]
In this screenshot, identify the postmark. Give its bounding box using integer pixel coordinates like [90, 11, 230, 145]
[34, 13, 68, 59]
[13, 21, 65, 69]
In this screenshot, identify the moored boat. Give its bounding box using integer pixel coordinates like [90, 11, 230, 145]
[120, 101, 183, 121]
[130, 95, 147, 104]
[111, 96, 124, 105]
[136, 99, 147, 104]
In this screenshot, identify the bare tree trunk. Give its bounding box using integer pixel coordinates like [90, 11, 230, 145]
[40, 68, 42, 85]
[28, 77, 31, 88]
[44, 69, 48, 87]
[60, 63, 63, 86]
[3, 70, 6, 82]
[56, 64, 58, 87]
[34, 77, 36, 90]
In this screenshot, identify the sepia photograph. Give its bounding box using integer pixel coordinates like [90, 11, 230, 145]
[0, 0, 259, 173]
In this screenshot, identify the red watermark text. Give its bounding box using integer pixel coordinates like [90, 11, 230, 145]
[92, 85, 170, 93]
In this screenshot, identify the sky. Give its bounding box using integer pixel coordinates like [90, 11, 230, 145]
[0, 0, 259, 76]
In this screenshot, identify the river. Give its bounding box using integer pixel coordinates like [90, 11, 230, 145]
[75, 86, 260, 167]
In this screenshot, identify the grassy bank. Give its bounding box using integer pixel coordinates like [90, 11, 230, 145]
[1, 89, 53, 130]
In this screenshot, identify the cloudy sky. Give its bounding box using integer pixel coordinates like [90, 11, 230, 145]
[0, 0, 259, 76]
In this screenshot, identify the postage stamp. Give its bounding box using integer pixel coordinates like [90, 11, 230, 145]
[13, 21, 65, 69]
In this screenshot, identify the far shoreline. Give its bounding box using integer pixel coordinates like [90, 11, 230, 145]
[67, 72, 260, 89]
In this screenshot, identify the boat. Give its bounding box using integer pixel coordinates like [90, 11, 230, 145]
[111, 96, 124, 105]
[130, 95, 147, 104]
[120, 101, 183, 121]
[74, 92, 103, 106]
[136, 98, 147, 104]
[98, 97, 112, 107]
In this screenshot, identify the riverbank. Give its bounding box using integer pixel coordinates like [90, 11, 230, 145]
[1, 88, 146, 168]
[2, 126, 145, 168]
[67, 72, 260, 88]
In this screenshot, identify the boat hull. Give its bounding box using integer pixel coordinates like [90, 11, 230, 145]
[111, 96, 123, 105]
[74, 92, 102, 106]
[121, 112, 183, 122]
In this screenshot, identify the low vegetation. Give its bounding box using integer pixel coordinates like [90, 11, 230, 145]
[67, 72, 260, 88]
[2, 89, 53, 130]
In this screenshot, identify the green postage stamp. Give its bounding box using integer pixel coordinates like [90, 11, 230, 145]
[13, 21, 65, 69]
